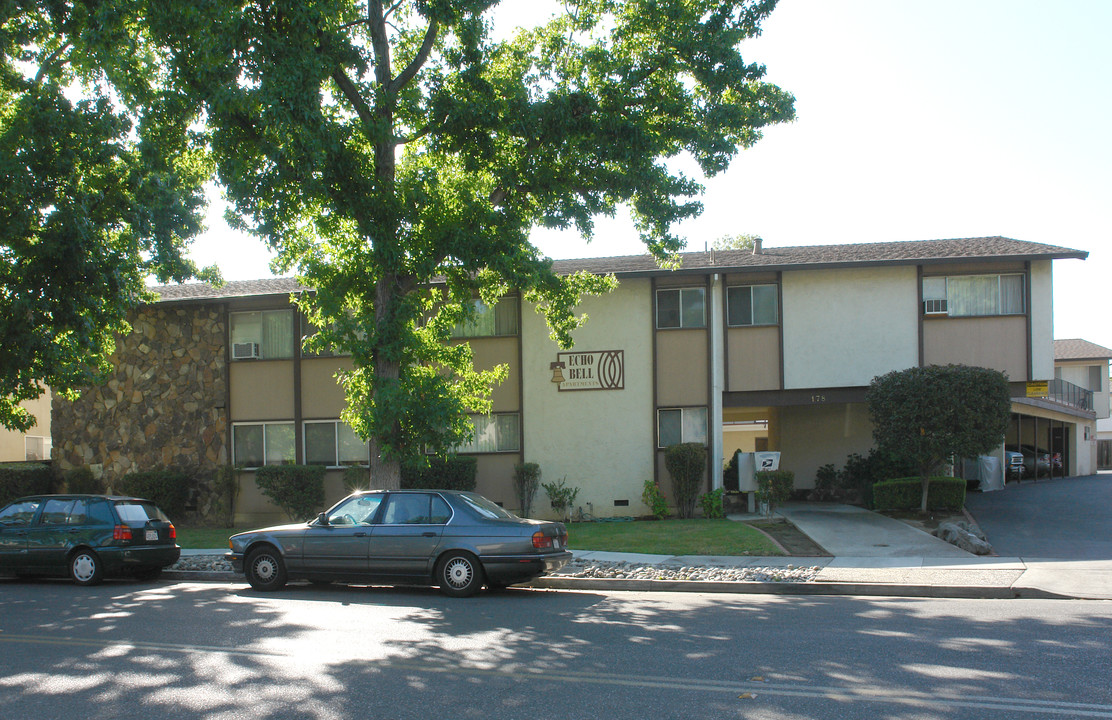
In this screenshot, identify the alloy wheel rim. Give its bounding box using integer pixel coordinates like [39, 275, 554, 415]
[253, 557, 276, 581]
[446, 558, 472, 588]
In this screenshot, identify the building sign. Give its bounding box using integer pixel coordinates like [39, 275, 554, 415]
[552, 350, 624, 391]
[1026, 381, 1049, 398]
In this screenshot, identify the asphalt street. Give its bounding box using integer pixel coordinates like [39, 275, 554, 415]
[2, 579, 1112, 719]
[966, 473, 1112, 559]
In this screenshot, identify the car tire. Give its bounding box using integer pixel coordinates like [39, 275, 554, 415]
[246, 547, 288, 591]
[437, 551, 484, 597]
[70, 549, 103, 586]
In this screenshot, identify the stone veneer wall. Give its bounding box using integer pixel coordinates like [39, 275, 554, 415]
[52, 304, 228, 483]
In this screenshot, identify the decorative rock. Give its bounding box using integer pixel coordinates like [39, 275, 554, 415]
[933, 521, 993, 555]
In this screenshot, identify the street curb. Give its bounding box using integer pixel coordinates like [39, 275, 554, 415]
[527, 577, 1067, 599]
[162, 570, 1074, 600]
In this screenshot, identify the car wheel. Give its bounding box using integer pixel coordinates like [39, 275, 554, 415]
[70, 550, 103, 586]
[246, 547, 288, 591]
[437, 551, 483, 597]
[134, 567, 163, 582]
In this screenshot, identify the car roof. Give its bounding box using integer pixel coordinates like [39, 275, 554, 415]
[10, 494, 155, 503]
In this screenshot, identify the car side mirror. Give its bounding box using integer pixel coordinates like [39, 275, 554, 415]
[316, 512, 329, 526]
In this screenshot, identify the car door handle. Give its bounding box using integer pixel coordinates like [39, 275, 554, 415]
[354, 532, 367, 537]
[422, 532, 437, 537]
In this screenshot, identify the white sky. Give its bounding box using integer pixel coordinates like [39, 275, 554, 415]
[187, 0, 1111, 349]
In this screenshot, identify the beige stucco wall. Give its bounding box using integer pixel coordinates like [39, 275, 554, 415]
[521, 279, 655, 518]
[473, 454, 519, 509]
[777, 403, 876, 490]
[230, 361, 295, 421]
[467, 336, 521, 412]
[656, 328, 708, 406]
[782, 266, 919, 389]
[1030, 260, 1055, 381]
[923, 316, 1028, 381]
[726, 325, 780, 391]
[300, 357, 352, 419]
[0, 392, 52, 462]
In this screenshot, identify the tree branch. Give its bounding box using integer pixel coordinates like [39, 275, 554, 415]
[368, 0, 392, 91]
[389, 19, 438, 95]
[332, 67, 377, 131]
[33, 40, 72, 86]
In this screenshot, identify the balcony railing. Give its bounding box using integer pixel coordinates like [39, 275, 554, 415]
[1041, 378, 1093, 411]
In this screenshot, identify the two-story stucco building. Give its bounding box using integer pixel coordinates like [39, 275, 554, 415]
[51, 236, 1090, 523]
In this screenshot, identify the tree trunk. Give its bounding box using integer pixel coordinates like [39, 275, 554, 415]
[369, 435, 400, 490]
[920, 474, 930, 514]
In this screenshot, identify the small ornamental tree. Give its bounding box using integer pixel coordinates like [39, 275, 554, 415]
[866, 365, 1011, 513]
[664, 442, 706, 519]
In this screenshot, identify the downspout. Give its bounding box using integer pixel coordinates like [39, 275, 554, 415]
[710, 273, 725, 490]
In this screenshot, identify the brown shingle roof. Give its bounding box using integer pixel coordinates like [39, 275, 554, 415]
[149, 236, 1086, 302]
[550, 236, 1087, 277]
[150, 277, 305, 302]
[1054, 339, 1112, 361]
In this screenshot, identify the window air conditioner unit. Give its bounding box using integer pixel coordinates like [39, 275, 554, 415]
[923, 299, 947, 315]
[232, 342, 260, 359]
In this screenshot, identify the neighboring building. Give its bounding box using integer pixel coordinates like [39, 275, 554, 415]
[1054, 339, 1112, 472]
[51, 236, 1090, 523]
[0, 391, 52, 463]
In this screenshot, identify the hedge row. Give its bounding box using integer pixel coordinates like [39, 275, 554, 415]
[254, 465, 326, 521]
[401, 456, 477, 491]
[872, 476, 966, 512]
[113, 470, 193, 521]
[0, 463, 56, 507]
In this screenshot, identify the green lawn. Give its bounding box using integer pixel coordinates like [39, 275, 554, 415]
[177, 526, 239, 550]
[566, 519, 783, 556]
[178, 518, 783, 556]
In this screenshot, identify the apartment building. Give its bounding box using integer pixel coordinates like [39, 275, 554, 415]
[50, 236, 1090, 523]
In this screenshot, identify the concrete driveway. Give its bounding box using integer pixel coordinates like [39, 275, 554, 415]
[965, 472, 1112, 560]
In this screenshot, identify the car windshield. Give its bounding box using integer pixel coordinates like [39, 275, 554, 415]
[114, 501, 169, 523]
[458, 493, 516, 520]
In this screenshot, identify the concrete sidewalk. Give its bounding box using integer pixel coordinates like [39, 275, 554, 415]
[536, 503, 1112, 599]
[170, 502, 1112, 600]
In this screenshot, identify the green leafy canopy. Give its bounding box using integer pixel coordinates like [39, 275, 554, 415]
[867, 364, 1012, 511]
[142, 0, 793, 485]
[1, 1, 218, 431]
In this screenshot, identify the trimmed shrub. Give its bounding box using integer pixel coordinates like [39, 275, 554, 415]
[115, 470, 192, 520]
[401, 455, 477, 491]
[664, 442, 706, 519]
[0, 463, 56, 506]
[343, 465, 371, 493]
[254, 465, 326, 521]
[699, 488, 725, 519]
[513, 462, 541, 517]
[872, 476, 966, 512]
[722, 453, 739, 492]
[756, 469, 794, 516]
[642, 479, 668, 520]
[65, 467, 104, 494]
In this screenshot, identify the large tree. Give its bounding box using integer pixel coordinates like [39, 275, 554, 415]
[145, 0, 795, 487]
[867, 364, 1012, 512]
[0, 1, 215, 432]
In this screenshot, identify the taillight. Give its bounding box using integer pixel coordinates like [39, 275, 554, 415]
[113, 525, 132, 541]
[532, 531, 553, 549]
[168, 523, 177, 540]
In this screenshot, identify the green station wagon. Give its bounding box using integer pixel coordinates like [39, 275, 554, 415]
[0, 494, 181, 585]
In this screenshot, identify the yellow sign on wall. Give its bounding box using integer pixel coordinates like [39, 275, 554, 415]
[1026, 381, 1049, 397]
